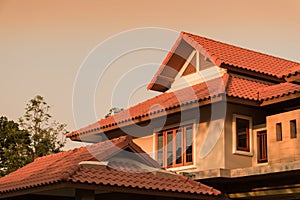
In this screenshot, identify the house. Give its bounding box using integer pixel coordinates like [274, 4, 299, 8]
[0, 136, 222, 199]
[67, 32, 300, 199]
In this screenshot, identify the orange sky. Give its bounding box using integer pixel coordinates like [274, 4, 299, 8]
[0, 0, 299, 148]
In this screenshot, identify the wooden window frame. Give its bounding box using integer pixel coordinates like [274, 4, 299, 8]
[232, 114, 253, 156]
[236, 118, 250, 152]
[276, 123, 282, 141]
[290, 119, 297, 139]
[156, 125, 193, 168]
[257, 130, 268, 163]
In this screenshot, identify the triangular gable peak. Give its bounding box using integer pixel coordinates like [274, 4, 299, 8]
[148, 32, 300, 92]
[147, 33, 225, 92]
[169, 48, 227, 92]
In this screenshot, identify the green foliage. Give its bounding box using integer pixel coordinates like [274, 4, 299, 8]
[104, 107, 124, 118]
[0, 95, 68, 177]
[19, 95, 67, 158]
[0, 116, 32, 176]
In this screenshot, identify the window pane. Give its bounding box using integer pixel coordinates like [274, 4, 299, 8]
[236, 118, 250, 151]
[276, 123, 282, 141]
[157, 134, 163, 166]
[257, 130, 268, 163]
[185, 126, 193, 163]
[166, 131, 173, 166]
[175, 129, 183, 164]
[290, 120, 297, 139]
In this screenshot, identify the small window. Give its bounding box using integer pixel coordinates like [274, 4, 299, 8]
[257, 130, 268, 163]
[290, 120, 297, 139]
[236, 118, 250, 152]
[276, 123, 282, 141]
[156, 125, 193, 168]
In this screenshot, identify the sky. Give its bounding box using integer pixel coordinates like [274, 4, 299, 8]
[0, 0, 300, 149]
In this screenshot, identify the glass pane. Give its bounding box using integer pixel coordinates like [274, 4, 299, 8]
[185, 126, 193, 163]
[290, 120, 297, 139]
[157, 134, 163, 166]
[167, 131, 173, 166]
[257, 130, 268, 163]
[175, 129, 183, 164]
[236, 118, 250, 151]
[276, 123, 282, 141]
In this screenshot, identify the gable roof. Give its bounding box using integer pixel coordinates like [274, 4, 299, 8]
[147, 32, 300, 92]
[0, 136, 221, 198]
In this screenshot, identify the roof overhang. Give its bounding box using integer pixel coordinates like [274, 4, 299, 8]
[0, 182, 221, 200]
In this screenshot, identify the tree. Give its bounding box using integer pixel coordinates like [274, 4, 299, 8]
[19, 95, 67, 159]
[104, 107, 124, 118]
[0, 116, 31, 176]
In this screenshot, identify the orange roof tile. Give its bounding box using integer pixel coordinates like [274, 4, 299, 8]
[68, 74, 278, 139]
[69, 160, 219, 196]
[148, 32, 300, 91]
[259, 82, 300, 100]
[182, 32, 300, 78]
[0, 136, 221, 197]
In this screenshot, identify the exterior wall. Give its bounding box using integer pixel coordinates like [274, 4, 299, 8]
[267, 109, 300, 164]
[133, 135, 154, 158]
[134, 102, 226, 173]
[224, 103, 267, 169]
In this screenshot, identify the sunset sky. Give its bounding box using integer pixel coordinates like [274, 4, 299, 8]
[1, 0, 300, 148]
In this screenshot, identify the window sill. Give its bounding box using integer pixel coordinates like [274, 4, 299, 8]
[233, 150, 253, 157]
[166, 164, 196, 171]
[255, 162, 268, 166]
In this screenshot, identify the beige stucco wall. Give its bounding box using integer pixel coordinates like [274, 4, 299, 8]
[224, 103, 267, 169]
[133, 103, 226, 173]
[267, 109, 300, 164]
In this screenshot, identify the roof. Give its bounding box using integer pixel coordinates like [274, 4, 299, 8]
[67, 32, 300, 140]
[259, 82, 300, 101]
[68, 74, 300, 140]
[147, 32, 300, 91]
[0, 136, 221, 198]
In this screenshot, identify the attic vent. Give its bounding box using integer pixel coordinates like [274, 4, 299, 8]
[79, 161, 108, 169]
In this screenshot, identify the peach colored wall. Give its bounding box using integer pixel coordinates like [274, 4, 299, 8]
[267, 109, 300, 164]
[224, 103, 267, 169]
[133, 136, 154, 158]
[134, 103, 226, 173]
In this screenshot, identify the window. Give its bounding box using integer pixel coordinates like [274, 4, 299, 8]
[233, 114, 252, 155]
[276, 123, 282, 141]
[257, 130, 268, 163]
[156, 125, 193, 168]
[290, 120, 297, 139]
[236, 118, 250, 152]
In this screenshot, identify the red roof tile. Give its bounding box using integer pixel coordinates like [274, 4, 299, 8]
[226, 76, 270, 100]
[68, 74, 228, 138]
[259, 82, 300, 100]
[67, 74, 276, 139]
[148, 32, 300, 91]
[69, 159, 219, 196]
[0, 136, 221, 197]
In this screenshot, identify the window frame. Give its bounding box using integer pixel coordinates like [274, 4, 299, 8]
[276, 122, 282, 141]
[290, 119, 297, 139]
[155, 124, 194, 169]
[232, 114, 253, 156]
[256, 130, 268, 164]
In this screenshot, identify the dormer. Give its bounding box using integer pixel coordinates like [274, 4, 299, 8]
[147, 32, 300, 92]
